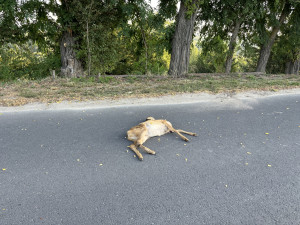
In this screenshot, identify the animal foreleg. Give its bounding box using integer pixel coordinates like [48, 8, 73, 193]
[139, 144, 156, 155]
[128, 144, 143, 161]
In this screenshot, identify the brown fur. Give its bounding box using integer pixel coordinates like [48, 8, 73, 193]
[127, 117, 197, 160]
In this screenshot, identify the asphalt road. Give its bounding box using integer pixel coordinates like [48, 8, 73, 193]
[0, 94, 299, 225]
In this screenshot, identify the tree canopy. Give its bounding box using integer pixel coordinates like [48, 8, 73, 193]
[0, 0, 299, 80]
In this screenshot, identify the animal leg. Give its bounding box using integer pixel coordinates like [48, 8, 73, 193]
[176, 129, 197, 136]
[128, 144, 143, 161]
[139, 144, 156, 155]
[163, 121, 189, 142]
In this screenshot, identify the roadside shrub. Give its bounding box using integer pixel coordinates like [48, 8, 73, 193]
[0, 42, 60, 81]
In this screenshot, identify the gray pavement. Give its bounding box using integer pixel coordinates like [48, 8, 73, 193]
[0, 93, 299, 224]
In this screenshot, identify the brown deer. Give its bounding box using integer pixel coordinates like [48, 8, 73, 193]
[127, 117, 197, 160]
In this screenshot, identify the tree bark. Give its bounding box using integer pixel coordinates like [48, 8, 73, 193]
[60, 30, 83, 78]
[168, 0, 198, 77]
[225, 19, 242, 73]
[285, 59, 300, 75]
[285, 61, 292, 74]
[295, 59, 300, 75]
[256, 2, 291, 73]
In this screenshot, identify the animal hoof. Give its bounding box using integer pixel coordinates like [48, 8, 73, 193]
[138, 157, 143, 161]
[184, 138, 189, 142]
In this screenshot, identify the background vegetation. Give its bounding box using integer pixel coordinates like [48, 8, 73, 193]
[0, 0, 299, 81]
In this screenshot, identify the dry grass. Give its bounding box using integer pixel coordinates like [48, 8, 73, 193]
[1, 74, 299, 106]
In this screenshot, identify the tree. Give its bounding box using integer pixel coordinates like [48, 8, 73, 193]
[255, 0, 292, 72]
[199, 0, 260, 73]
[0, 0, 19, 44]
[165, 0, 200, 77]
[2, 0, 128, 78]
[267, 3, 300, 74]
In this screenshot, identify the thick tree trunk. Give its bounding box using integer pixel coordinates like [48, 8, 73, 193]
[225, 19, 242, 73]
[285, 59, 300, 75]
[168, 1, 197, 77]
[60, 31, 84, 78]
[256, 2, 291, 73]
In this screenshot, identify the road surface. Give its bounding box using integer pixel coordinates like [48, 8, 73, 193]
[0, 93, 299, 224]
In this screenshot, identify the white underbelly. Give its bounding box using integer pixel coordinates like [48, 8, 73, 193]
[146, 123, 169, 137]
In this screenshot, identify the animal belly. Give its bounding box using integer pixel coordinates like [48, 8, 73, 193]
[146, 123, 168, 137]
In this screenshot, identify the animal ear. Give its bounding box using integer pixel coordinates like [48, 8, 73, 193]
[146, 117, 155, 121]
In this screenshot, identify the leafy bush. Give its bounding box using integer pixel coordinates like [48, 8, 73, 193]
[0, 42, 60, 81]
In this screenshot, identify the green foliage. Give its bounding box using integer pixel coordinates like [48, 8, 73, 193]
[1, 0, 299, 81]
[0, 0, 20, 44]
[191, 36, 227, 73]
[110, 1, 172, 75]
[267, 4, 300, 73]
[0, 42, 60, 81]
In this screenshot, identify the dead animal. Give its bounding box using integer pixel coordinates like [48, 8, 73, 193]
[127, 117, 197, 160]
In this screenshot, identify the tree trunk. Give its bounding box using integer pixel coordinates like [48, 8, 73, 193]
[285, 59, 300, 75]
[225, 19, 242, 73]
[256, 2, 291, 73]
[168, 0, 197, 77]
[140, 26, 148, 74]
[295, 59, 300, 75]
[285, 61, 292, 74]
[60, 30, 84, 78]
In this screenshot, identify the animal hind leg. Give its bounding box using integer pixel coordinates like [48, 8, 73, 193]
[128, 144, 143, 161]
[176, 129, 197, 136]
[162, 121, 189, 142]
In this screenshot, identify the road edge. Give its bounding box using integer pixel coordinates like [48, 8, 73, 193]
[1, 88, 300, 113]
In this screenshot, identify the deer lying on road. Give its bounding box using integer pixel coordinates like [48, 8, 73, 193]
[127, 117, 197, 160]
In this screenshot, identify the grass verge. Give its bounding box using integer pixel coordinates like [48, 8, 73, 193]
[0, 74, 299, 106]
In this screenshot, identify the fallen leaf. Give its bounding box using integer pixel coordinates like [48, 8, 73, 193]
[99, 164, 103, 166]
[2, 168, 6, 171]
[245, 163, 248, 166]
[184, 143, 187, 146]
[247, 152, 252, 155]
[158, 138, 160, 142]
[133, 155, 136, 158]
[267, 164, 272, 167]
[265, 133, 269, 135]
[76, 159, 80, 162]
[225, 184, 228, 188]
[176, 154, 180, 156]
[185, 158, 188, 162]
